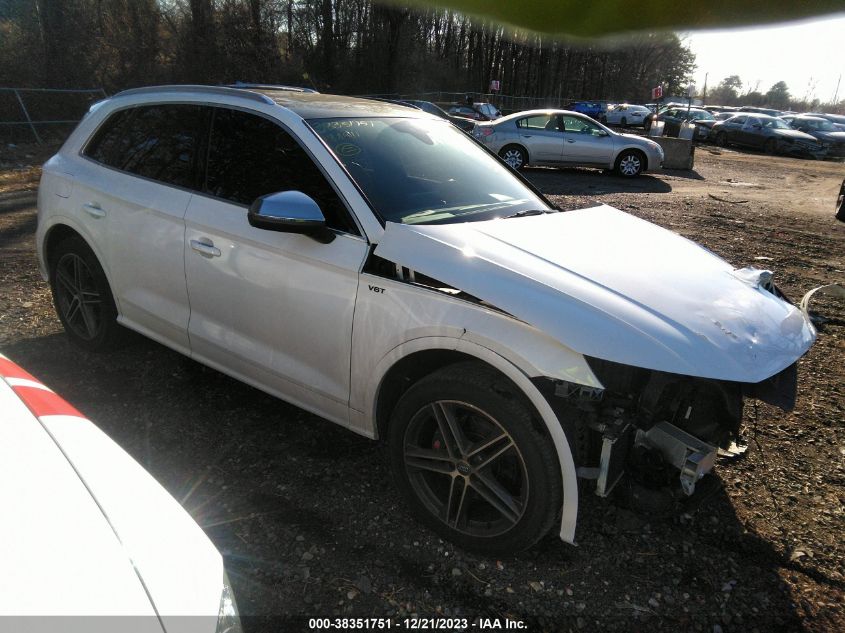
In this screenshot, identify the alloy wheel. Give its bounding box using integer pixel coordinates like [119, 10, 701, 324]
[402, 400, 528, 538]
[618, 154, 642, 176]
[54, 252, 103, 341]
[501, 149, 524, 169]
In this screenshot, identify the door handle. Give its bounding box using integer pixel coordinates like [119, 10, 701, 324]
[521, 134, 532, 138]
[82, 202, 106, 219]
[190, 238, 221, 258]
[566, 139, 576, 143]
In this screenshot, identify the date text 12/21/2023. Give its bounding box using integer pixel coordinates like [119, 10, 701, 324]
[307, 617, 527, 630]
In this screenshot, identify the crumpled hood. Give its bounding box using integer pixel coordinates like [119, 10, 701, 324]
[375, 205, 816, 383]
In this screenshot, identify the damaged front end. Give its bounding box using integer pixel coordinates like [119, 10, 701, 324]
[542, 356, 799, 506]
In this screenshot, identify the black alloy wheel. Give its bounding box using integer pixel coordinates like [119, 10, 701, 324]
[388, 362, 561, 552]
[50, 235, 123, 351]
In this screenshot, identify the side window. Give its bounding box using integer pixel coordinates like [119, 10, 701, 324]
[86, 104, 205, 189]
[517, 115, 558, 131]
[84, 109, 135, 165]
[730, 116, 747, 126]
[561, 115, 602, 135]
[204, 108, 357, 234]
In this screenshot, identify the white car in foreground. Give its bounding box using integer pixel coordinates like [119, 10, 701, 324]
[0, 354, 240, 633]
[37, 85, 815, 552]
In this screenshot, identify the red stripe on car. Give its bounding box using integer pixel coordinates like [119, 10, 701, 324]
[11, 385, 84, 419]
[0, 357, 38, 382]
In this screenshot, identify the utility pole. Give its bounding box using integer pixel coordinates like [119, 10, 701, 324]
[701, 72, 708, 104]
[833, 74, 841, 106]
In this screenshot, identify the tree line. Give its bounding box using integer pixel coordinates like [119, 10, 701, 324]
[1, 0, 695, 103]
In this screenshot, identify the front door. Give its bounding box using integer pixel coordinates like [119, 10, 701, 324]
[560, 114, 615, 165]
[183, 107, 367, 420]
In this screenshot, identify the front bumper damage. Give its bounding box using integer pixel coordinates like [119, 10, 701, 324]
[541, 358, 800, 507]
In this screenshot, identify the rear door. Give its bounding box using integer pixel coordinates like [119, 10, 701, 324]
[183, 107, 367, 419]
[723, 115, 747, 145]
[79, 104, 207, 351]
[515, 114, 564, 162]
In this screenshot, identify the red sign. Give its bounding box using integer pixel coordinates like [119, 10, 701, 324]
[651, 85, 663, 100]
[489, 80, 501, 92]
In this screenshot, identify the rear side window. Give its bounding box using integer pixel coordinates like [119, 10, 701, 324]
[204, 108, 356, 234]
[84, 104, 206, 188]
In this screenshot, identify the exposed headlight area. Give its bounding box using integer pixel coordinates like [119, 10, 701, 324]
[540, 356, 799, 509]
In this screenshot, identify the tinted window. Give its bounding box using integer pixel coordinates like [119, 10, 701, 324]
[86, 105, 205, 188]
[205, 108, 355, 234]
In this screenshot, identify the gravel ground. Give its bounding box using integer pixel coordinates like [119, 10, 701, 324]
[1, 141, 843, 633]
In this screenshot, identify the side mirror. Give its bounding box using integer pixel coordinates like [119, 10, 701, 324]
[248, 191, 335, 244]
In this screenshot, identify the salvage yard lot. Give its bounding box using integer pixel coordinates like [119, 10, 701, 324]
[1, 143, 843, 632]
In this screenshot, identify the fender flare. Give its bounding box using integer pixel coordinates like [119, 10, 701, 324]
[40, 217, 122, 313]
[368, 336, 579, 544]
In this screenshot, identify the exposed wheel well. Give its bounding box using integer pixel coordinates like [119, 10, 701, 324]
[44, 224, 85, 274]
[374, 350, 547, 442]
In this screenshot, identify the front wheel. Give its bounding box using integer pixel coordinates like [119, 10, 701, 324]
[615, 150, 645, 177]
[498, 145, 527, 170]
[50, 235, 124, 351]
[764, 138, 778, 155]
[715, 131, 728, 147]
[620, 116, 627, 126]
[388, 362, 562, 552]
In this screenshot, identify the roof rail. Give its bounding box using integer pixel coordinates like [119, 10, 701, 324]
[227, 82, 319, 94]
[112, 85, 275, 104]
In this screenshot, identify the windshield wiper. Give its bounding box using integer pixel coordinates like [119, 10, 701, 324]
[502, 209, 556, 219]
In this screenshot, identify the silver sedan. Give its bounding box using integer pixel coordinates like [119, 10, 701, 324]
[473, 109, 664, 177]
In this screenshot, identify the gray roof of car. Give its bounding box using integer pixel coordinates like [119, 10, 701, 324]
[111, 85, 436, 121]
[257, 89, 436, 120]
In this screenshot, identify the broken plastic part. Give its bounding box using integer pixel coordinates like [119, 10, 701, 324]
[799, 284, 845, 322]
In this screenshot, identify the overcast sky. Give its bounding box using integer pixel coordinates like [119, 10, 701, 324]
[680, 13, 844, 104]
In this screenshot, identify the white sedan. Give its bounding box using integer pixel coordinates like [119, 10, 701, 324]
[0, 354, 241, 633]
[604, 104, 652, 127]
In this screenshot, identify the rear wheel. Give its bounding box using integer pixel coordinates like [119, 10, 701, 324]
[499, 145, 527, 170]
[50, 235, 123, 351]
[715, 131, 728, 147]
[388, 362, 561, 552]
[615, 149, 645, 177]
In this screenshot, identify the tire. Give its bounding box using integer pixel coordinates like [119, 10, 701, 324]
[715, 131, 728, 147]
[621, 116, 627, 127]
[498, 144, 528, 170]
[49, 235, 124, 352]
[615, 149, 645, 177]
[764, 138, 778, 155]
[388, 362, 562, 553]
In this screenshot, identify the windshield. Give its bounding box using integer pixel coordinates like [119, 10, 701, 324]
[801, 118, 835, 131]
[763, 118, 789, 129]
[309, 117, 550, 225]
[689, 110, 715, 120]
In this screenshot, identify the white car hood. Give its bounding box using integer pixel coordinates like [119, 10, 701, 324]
[0, 365, 223, 632]
[375, 205, 816, 383]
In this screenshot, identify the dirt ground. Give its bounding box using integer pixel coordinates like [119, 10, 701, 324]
[1, 141, 843, 633]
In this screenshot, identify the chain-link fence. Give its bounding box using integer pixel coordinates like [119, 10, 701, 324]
[1, 88, 107, 144]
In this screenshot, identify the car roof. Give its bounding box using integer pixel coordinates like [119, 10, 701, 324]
[490, 109, 591, 124]
[111, 85, 437, 121]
